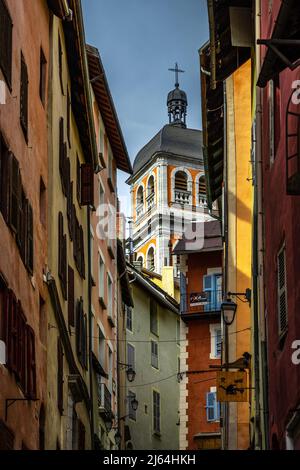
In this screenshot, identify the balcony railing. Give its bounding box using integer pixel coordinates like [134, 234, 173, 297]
[180, 290, 222, 315]
[174, 189, 191, 205]
[147, 192, 155, 209]
[136, 203, 144, 219]
[198, 194, 208, 206]
[97, 381, 112, 415]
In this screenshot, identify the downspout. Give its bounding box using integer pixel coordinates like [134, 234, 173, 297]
[87, 207, 95, 449]
[223, 80, 229, 451]
[255, 0, 269, 449]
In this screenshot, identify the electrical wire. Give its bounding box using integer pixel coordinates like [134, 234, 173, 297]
[73, 326, 251, 344]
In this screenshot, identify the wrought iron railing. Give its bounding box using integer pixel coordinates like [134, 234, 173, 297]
[180, 290, 222, 314]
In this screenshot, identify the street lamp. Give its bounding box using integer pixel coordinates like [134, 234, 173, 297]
[221, 298, 237, 326]
[117, 362, 136, 382]
[131, 397, 139, 412]
[126, 367, 136, 383]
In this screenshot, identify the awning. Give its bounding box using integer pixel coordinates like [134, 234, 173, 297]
[257, 0, 300, 88]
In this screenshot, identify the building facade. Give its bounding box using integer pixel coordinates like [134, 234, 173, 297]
[45, 0, 97, 449]
[124, 263, 180, 450]
[127, 72, 213, 276]
[0, 0, 51, 450]
[87, 44, 133, 450]
[256, 0, 300, 450]
[174, 221, 222, 450]
[200, 1, 253, 450]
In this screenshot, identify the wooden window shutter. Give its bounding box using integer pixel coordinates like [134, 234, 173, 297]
[76, 157, 81, 205]
[76, 298, 83, 361]
[67, 181, 73, 240]
[68, 266, 75, 327]
[26, 325, 36, 399]
[18, 195, 27, 264]
[79, 225, 85, 279]
[0, 143, 10, 223]
[83, 314, 87, 369]
[26, 202, 34, 274]
[62, 233, 67, 300]
[20, 53, 29, 140]
[17, 303, 26, 391]
[9, 153, 20, 233]
[277, 245, 288, 335]
[0, 0, 13, 89]
[8, 291, 18, 372]
[63, 153, 70, 197]
[67, 87, 71, 147]
[0, 285, 9, 346]
[57, 337, 64, 415]
[78, 420, 85, 450]
[58, 212, 67, 299]
[80, 163, 94, 206]
[59, 118, 64, 185]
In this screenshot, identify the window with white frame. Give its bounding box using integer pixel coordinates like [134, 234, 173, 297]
[209, 324, 222, 359]
[107, 273, 113, 318]
[153, 390, 160, 433]
[98, 254, 105, 301]
[126, 306, 133, 332]
[151, 340, 158, 369]
[277, 243, 288, 335]
[206, 387, 220, 422]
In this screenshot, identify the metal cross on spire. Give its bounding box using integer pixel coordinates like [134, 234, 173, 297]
[168, 62, 185, 88]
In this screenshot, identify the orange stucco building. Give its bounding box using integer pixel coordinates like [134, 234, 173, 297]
[174, 221, 222, 450]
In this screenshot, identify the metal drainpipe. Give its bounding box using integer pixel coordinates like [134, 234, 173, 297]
[223, 80, 229, 450]
[87, 207, 95, 449]
[255, 0, 269, 449]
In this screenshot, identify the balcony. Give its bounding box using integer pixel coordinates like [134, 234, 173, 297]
[180, 290, 222, 320]
[174, 189, 191, 205]
[147, 192, 155, 209]
[98, 380, 112, 416]
[198, 194, 208, 207]
[136, 203, 144, 219]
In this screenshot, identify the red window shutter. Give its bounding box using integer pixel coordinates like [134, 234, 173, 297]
[0, 0, 13, 89]
[20, 53, 28, 140]
[79, 225, 85, 279]
[68, 266, 75, 326]
[26, 202, 34, 274]
[17, 302, 26, 390]
[67, 181, 73, 240]
[0, 286, 9, 346]
[0, 146, 10, 223]
[8, 153, 20, 233]
[80, 163, 94, 206]
[57, 337, 64, 415]
[26, 325, 36, 399]
[78, 420, 85, 450]
[8, 291, 18, 372]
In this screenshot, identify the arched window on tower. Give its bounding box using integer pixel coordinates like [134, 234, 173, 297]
[147, 247, 155, 272]
[147, 175, 155, 209]
[198, 175, 207, 206]
[174, 171, 190, 205]
[136, 185, 144, 218]
[136, 255, 143, 267]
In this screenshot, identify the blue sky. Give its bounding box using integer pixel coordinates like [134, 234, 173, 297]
[82, 0, 209, 213]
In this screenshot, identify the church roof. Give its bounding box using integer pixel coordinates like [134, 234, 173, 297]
[131, 124, 203, 176]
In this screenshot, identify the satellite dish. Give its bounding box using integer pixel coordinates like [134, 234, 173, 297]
[0, 340, 6, 365]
